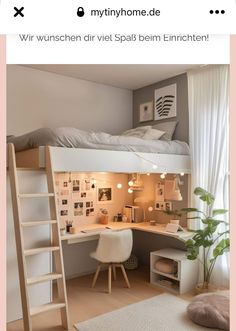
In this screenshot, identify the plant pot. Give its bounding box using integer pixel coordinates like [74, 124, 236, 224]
[100, 214, 109, 225]
[195, 283, 219, 295]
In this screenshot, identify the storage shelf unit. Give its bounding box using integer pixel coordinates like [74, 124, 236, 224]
[150, 248, 198, 295]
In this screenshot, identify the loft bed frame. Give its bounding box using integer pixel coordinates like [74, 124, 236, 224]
[14, 146, 191, 174]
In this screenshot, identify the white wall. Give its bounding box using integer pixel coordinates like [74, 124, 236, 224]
[7, 65, 133, 136]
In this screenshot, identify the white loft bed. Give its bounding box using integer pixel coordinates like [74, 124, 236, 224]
[14, 146, 191, 174]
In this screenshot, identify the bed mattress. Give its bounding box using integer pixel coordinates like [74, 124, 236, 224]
[8, 127, 190, 155]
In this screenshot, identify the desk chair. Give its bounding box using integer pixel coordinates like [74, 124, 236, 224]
[90, 229, 133, 293]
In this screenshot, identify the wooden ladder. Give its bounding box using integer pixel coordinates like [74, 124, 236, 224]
[8, 143, 70, 331]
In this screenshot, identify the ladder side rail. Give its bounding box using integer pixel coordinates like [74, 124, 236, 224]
[45, 146, 70, 330]
[8, 143, 32, 331]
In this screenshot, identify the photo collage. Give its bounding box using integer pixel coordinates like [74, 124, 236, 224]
[55, 175, 96, 224]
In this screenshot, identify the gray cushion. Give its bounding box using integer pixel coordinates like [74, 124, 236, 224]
[187, 293, 229, 330]
[152, 121, 178, 140]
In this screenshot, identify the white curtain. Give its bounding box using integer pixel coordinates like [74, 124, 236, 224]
[187, 65, 229, 287]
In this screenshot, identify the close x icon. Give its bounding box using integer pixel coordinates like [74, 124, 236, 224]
[14, 6, 24, 17]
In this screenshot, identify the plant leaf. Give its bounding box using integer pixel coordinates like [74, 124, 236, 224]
[194, 187, 215, 205]
[212, 209, 228, 217]
[213, 238, 230, 258]
[181, 208, 199, 213]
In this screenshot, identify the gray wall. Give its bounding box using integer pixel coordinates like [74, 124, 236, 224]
[7, 65, 133, 136]
[133, 73, 189, 142]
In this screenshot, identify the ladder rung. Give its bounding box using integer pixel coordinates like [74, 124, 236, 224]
[24, 246, 60, 256]
[21, 220, 57, 227]
[30, 302, 66, 316]
[19, 193, 55, 198]
[27, 273, 63, 285]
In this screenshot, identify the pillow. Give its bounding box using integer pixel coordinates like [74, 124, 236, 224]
[152, 121, 178, 140]
[121, 126, 151, 138]
[142, 128, 165, 140]
[187, 293, 229, 330]
[154, 258, 177, 274]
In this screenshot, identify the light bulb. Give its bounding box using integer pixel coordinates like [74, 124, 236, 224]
[152, 164, 158, 170]
[180, 172, 185, 176]
[117, 183, 123, 189]
[148, 206, 153, 212]
[128, 188, 133, 194]
[160, 173, 165, 179]
[146, 173, 150, 176]
[92, 178, 97, 184]
[128, 180, 134, 186]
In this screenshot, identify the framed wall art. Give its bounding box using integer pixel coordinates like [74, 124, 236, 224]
[154, 84, 177, 121]
[139, 101, 153, 122]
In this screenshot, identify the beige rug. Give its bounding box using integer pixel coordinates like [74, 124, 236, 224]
[75, 293, 220, 331]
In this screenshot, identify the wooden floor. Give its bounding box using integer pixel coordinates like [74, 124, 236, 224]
[7, 268, 189, 331]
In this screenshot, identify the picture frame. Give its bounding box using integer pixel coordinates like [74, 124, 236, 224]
[155, 201, 172, 211]
[97, 187, 113, 204]
[139, 101, 153, 122]
[154, 84, 177, 121]
[155, 182, 165, 202]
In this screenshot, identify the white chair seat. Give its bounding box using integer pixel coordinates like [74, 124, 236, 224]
[90, 229, 133, 293]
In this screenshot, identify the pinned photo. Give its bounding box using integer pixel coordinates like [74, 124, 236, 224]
[60, 210, 68, 216]
[73, 180, 80, 192]
[62, 199, 68, 205]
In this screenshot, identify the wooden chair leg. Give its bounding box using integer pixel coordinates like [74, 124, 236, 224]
[120, 264, 131, 288]
[92, 263, 101, 288]
[112, 264, 117, 281]
[108, 265, 112, 294]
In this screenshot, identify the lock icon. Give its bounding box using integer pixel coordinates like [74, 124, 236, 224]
[77, 7, 85, 17]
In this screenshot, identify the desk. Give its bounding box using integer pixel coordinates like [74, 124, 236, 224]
[61, 222, 193, 245]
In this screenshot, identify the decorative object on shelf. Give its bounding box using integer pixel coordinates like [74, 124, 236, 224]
[170, 187, 229, 292]
[99, 208, 109, 224]
[97, 186, 113, 203]
[154, 258, 177, 275]
[124, 254, 138, 270]
[154, 83, 177, 120]
[139, 101, 153, 122]
[127, 173, 144, 191]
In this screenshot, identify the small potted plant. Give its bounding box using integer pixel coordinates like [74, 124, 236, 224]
[175, 187, 229, 293]
[99, 208, 109, 225]
[164, 209, 183, 225]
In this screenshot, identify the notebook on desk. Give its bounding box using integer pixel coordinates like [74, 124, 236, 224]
[81, 227, 111, 233]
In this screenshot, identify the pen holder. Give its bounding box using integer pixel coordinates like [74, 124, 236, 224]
[66, 224, 72, 233]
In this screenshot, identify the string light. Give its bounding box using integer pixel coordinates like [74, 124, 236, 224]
[160, 173, 165, 179]
[117, 183, 123, 189]
[146, 173, 150, 176]
[128, 180, 134, 186]
[152, 164, 158, 170]
[180, 172, 185, 176]
[128, 188, 133, 194]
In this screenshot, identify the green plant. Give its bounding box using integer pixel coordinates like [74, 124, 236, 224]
[182, 187, 229, 289]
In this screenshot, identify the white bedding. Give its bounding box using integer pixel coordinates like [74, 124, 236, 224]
[8, 127, 190, 155]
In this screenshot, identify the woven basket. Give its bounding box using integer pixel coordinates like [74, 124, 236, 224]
[124, 254, 138, 270]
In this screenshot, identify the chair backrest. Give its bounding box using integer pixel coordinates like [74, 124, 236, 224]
[94, 229, 133, 263]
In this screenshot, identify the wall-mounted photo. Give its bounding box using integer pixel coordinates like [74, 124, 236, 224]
[72, 180, 80, 192]
[60, 210, 68, 216]
[155, 201, 172, 211]
[155, 182, 165, 202]
[62, 199, 68, 205]
[139, 101, 153, 122]
[154, 83, 177, 120]
[97, 187, 113, 203]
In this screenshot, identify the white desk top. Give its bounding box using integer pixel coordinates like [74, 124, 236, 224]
[61, 222, 193, 244]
